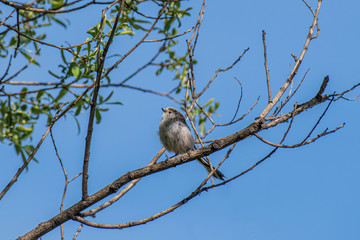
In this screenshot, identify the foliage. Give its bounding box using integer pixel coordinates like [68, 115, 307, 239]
[0, 0, 218, 163]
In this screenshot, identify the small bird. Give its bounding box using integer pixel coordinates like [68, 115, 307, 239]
[159, 107, 225, 180]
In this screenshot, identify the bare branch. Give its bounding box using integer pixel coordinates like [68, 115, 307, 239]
[302, 0, 316, 17]
[118, 43, 165, 85]
[82, 0, 126, 200]
[339, 95, 360, 101]
[216, 96, 259, 127]
[272, 68, 309, 117]
[228, 77, 244, 123]
[259, 0, 322, 119]
[2, 51, 39, 83]
[144, 26, 194, 42]
[207, 103, 298, 190]
[50, 130, 66, 240]
[0, 9, 15, 27]
[332, 82, 360, 101]
[254, 123, 345, 148]
[0, 55, 12, 83]
[197, 48, 249, 99]
[13, 9, 20, 57]
[262, 30, 272, 103]
[72, 224, 83, 240]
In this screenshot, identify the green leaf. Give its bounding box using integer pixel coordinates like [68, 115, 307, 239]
[54, 87, 68, 102]
[95, 108, 101, 124]
[20, 87, 28, 99]
[71, 114, 81, 134]
[51, 16, 67, 29]
[16, 125, 33, 133]
[105, 19, 112, 29]
[36, 34, 46, 40]
[203, 98, 214, 108]
[23, 145, 38, 163]
[36, 90, 45, 102]
[60, 49, 67, 64]
[199, 122, 205, 136]
[107, 101, 123, 105]
[9, 37, 17, 48]
[156, 67, 163, 76]
[51, 0, 64, 9]
[71, 66, 82, 80]
[47, 115, 53, 126]
[115, 30, 134, 36]
[75, 104, 82, 116]
[19, 50, 40, 66]
[103, 91, 113, 103]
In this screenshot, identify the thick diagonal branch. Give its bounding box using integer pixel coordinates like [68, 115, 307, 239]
[17, 80, 330, 240]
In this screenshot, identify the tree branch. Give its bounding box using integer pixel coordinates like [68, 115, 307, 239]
[74, 143, 236, 229]
[17, 81, 332, 239]
[262, 30, 272, 103]
[82, 0, 126, 200]
[259, 0, 322, 118]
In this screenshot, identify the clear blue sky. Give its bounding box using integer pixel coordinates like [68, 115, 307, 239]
[1, 0, 360, 239]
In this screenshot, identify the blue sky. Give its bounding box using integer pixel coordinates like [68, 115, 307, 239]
[1, 0, 360, 239]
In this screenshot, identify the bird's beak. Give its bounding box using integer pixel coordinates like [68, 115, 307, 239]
[161, 108, 166, 112]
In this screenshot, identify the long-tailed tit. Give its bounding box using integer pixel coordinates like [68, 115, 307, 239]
[159, 107, 224, 180]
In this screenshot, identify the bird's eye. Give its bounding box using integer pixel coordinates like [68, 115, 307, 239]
[168, 109, 172, 113]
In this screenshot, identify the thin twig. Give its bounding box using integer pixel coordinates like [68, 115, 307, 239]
[197, 48, 249, 99]
[229, 77, 243, 123]
[14, 9, 20, 58]
[300, 95, 334, 144]
[2, 51, 39, 83]
[332, 82, 360, 101]
[272, 68, 309, 117]
[50, 130, 67, 240]
[50, 130, 82, 239]
[216, 97, 259, 128]
[144, 26, 194, 42]
[254, 123, 344, 148]
[262, 30, 272, 103]
[0, 55, 13, 83]
[72, 224, 83, 240]
[302, 0, 316, 16]
[0, 9, 16, 27]
[118, 43, 165, 85]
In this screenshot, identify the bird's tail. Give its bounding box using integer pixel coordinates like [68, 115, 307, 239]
[196, 157, 225, 180]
